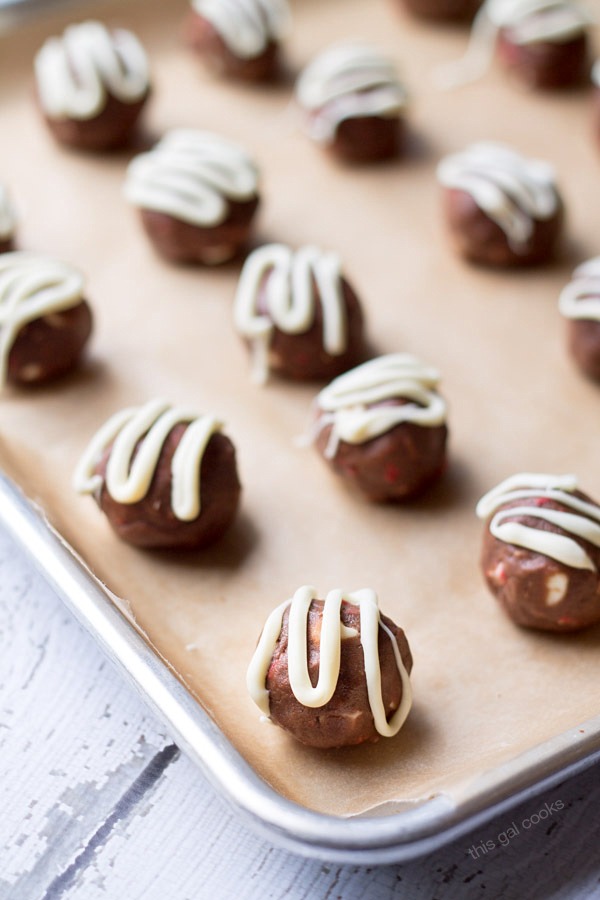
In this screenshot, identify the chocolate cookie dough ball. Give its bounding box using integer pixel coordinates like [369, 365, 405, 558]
[73, 399, 241, 550]
[34, 21, 151, 152]
[0, 184, 16, 253]
[247, 585, 413, 748]
[559, 257, 600, 380]
[493, 0, 590, 89]
[437, 142, 563, 267]
[233, 243, 366, 384]
[124, 129, 260, 265]
[313, 354, 448, 502]
[186, 0, 290, 82]
[437, 0, 590, 90]
[296, 43, 407, 164]
[399, 0, 482, 21]
[477, 473, 600, 632]
[0, 252, 92, 388]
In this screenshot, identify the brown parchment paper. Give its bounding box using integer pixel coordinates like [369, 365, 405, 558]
[1, 0, 600, 818]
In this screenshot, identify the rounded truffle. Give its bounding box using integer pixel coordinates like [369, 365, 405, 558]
[399, 0, 482, 21]
[437, 142, 563, 267]
[73, 398, 241, 550]
[436, 0, 590, 91]
[559, 257, 600, 381]
[34, 21, 151, 152]
[0, 184, 16, 253]
[124, 129, 260, 265]
[0, 252, 92, 388]
[247, 585, 413, 749]
[476, 473, 600, 632]
[295, 43, 407, 164]
[493, 0, 590, 89]
[313, 354, 448, 502]
[186, 0, 290, 82]
[233, 243, 366, 384]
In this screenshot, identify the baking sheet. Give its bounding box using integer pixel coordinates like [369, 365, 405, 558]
[1, 0, 600, 821]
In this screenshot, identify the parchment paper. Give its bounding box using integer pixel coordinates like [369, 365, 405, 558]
[1, 0, 599, 817]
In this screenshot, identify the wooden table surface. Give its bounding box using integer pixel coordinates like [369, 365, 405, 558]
[1, 525, 599, 900]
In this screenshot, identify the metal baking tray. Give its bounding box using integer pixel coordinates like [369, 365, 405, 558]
[2, 473, 600, 864]
[2, 0, 600, 865]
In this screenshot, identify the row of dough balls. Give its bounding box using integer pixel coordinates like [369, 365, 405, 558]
[2, 136, 600, 390]
[182, 0, 599, 93]
[33, 17, 405, 160]
[0, 130, 573, 270]
[32, 5, 600, 159]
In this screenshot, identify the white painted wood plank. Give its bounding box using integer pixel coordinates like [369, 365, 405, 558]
[61, 746, 600, 900]
[1, 522, 599, 900]
[0, 528, 171, 898]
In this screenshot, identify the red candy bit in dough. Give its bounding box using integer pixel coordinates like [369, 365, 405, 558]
[557, 616, 580, 627]
[488, 562, 507, 586]
[384, 463, 400, 484]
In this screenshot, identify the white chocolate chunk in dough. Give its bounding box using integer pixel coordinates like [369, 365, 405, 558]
[545, 572, 568, 606]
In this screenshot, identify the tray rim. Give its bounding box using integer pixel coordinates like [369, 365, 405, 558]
[2, 470, 599, 865]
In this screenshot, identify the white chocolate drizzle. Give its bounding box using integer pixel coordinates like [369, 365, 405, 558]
[476, 473, 600, 571]
[246, 585, 412, 738]
[314, 353, 447, 459]
[559, 256, 600, 322]
[233, 243, 348, 385]
[35, 21, 150, 120]
[0, 184, 16, 241]
[437, 142, 558, 251]
[434, 0, 590, 90]
[0, 252, 84, 388]
[487, 0, 589, 43]
[124, 129, 259, 227]
[296, 43, 407, 145]
[592, 59, 600, 87]
[73, 398, 224, 521]
[191, 0, 290, 59]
